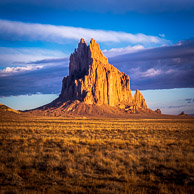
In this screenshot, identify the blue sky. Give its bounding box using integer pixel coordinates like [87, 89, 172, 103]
[0, 0, 194, 114]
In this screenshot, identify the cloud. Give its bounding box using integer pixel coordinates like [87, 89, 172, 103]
[103, 45, 144, 57]
[130, 67, 162, 78]
[185, 98, 194, 103]
[0, 19, 166, 45]
[110, 40, 194, 63]
[0, 0, 194, 13]
[0, 59, 69, 96]
[27, 58, 68, 65]
[109, 39, 194, 90]
[0, 47, 66, 66]
[0, 65, 43, 76]
[0, 57, 69, 77]
[168, 105, 186, 109]
[159, 34, 165, 38]
[142, 68, 162, 77]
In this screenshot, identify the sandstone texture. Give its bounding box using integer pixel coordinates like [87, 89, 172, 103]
[133, 89, 148, 110]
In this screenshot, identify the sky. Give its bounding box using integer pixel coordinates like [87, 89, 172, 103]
[0, 0, 194, 114]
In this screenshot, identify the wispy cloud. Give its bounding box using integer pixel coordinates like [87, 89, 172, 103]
[159, 34, 165, 38]
[168, 105, 187, 109]
[185, 98, 194, 103]
[131, 68, 162, 78]
[103, 45, 144, 57]
[0, 61, 68, 96]
[0, 47, 66, 66]
[0, 65, 43, 76]
[143, 68, 162, 77]
[0, 19, 166, 45]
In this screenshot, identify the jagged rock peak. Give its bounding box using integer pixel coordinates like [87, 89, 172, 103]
[155, 109, 161, 114]
[69, 38, 109, 78]
[80, 38, 86, 44]
[134, 89, 148, 109]
[89, 38, 108, 65]
[69, 38, 89, 77]
[78, 38, 87, 49]
[60, 38, 133, 106]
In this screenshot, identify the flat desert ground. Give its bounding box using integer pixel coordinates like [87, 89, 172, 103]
[0, 114, 194, 193]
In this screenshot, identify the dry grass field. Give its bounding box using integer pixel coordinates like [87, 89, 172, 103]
[0, 115, 194, 193]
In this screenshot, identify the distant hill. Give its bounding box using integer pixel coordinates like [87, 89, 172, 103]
[0, 103, 20, 114]
[0, 103, 21, 120]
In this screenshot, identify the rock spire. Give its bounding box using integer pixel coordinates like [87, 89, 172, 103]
[58, 38, 150, 114]
[133, 89, 148, 110]
[60, 38, 134, 107]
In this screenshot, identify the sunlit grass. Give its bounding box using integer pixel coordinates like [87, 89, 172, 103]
[0, 116, 193, 193]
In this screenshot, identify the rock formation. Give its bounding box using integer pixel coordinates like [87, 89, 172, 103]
[60, 38, 133, 107]
[155, 109, 161, 114]
[58, 38, 151, 113]
[133, 89, 148, 110]
[30, 38, 153, 116]
[179, 111, 188, 116]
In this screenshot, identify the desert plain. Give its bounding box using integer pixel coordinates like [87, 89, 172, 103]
[0, 111, 193, 193]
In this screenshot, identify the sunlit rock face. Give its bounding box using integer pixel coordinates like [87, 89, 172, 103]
[60, 38, 134, 107]
[133, 89, 148, 110]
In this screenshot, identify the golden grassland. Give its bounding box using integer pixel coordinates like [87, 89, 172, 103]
[0, 116, 194, 193]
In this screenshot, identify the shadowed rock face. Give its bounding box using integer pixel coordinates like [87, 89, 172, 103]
[60, 38, 133, 107]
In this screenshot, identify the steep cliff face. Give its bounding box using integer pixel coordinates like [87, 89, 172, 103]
[60, 38, 133, 107]
[133, 89, 148, 110]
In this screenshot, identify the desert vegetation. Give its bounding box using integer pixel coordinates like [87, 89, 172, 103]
[0, 116, 193, 193]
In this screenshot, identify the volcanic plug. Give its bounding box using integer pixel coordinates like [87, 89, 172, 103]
[30, 38, 152, 116]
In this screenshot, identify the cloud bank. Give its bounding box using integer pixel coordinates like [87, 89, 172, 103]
[0, 19, 165, 45]
[0, 47, 65, 66]
[0, 58, 69, 96]
[109, 39, 194, 90]
[103, 45, 144, 57]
